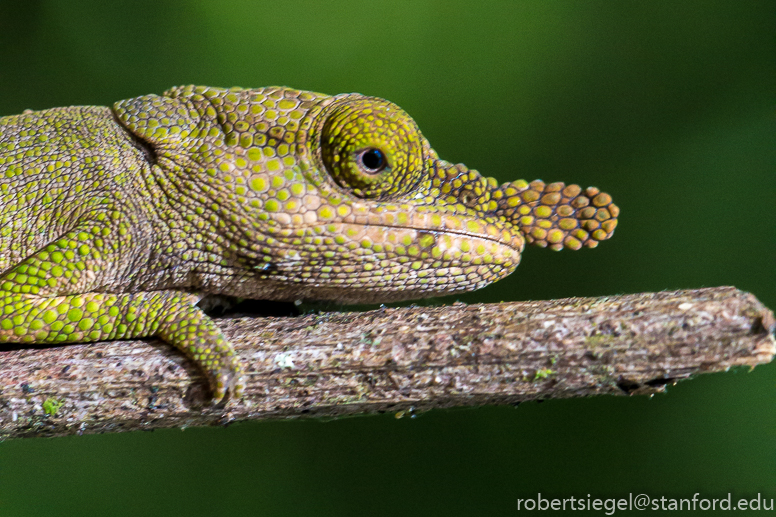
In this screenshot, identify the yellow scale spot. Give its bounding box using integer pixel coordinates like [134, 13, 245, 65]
[247, 147, 263, 161]
[267, 159, 281, 172]
[564, 236, 582, 250]
[557, 205, 574, 217]
[547, 230, 564, 244]
[466, 220, 482, 233]
[572, 197, 589, 208]
[522, 190, 539, 202]
[563, 185, 582, 197]
[559, 218, 578, 230]
[67, 308, 83, 322]
[419, 234, 435, 248]
[593, 193, 612, 207]
[542, 193, 561, 205]
[534, 206, 552, 218]
[250, 177, 267, 192]
[318, 206, 335, 220]
[290, 182, 305, 196]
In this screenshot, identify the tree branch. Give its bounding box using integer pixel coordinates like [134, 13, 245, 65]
[1, 286, 773, 439]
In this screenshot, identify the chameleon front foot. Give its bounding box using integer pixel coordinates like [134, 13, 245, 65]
[177, 332, 245, 402]
[166, 333, 245, 403]
[0, 288, 245, 403]
[156, 294, 246, 403]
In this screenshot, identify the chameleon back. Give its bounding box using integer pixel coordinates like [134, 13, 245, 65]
[0, 106, 151, 273]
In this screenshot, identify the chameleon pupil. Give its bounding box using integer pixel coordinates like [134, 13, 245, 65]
[360, 148, 385, 173]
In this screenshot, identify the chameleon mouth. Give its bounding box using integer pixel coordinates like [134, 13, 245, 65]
[231, 213, 526, 304]
[318, 199, 526, 260]
[368, 222, 525, 259]
[257, 230, 520, 304]
[304, 218, 525, 280]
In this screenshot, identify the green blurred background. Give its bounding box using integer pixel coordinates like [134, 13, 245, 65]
[0, 1, 773, 515]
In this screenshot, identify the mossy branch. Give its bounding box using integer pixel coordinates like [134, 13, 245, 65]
[1, 286, 773, 439]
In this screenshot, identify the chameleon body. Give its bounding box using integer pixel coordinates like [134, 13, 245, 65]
[0, 86, 618, 401]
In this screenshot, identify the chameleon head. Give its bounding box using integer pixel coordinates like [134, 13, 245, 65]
[114, 86, 618, 303]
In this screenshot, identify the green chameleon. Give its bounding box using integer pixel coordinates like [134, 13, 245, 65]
[0, 86, 618, 402]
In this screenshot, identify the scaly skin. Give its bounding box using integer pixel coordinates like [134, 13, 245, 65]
[0, 86, 618, 402]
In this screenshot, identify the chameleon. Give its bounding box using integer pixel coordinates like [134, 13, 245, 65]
[0, 85, 618, 402]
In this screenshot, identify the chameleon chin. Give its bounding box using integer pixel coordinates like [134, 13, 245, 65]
[0, 85, 618, 402]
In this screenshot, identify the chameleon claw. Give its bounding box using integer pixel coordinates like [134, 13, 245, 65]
[209, 359, 245, 403]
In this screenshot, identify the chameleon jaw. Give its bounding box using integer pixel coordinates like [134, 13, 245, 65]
[211, 220, 526, 304]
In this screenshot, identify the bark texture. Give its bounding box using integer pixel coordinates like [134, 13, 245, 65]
[1, 286, 773, 439]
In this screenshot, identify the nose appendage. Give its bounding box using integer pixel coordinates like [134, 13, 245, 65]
[492, 179, 618, 251]
[426, 162, 617, 253]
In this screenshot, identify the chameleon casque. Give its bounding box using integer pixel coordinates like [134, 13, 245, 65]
[0, 86, 618, 402]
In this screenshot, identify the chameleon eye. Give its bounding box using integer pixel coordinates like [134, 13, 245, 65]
[319, 97, 424, 199]
[358, 148, 386, 173]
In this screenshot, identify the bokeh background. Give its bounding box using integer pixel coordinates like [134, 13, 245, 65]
[0, 1, 773, 515]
